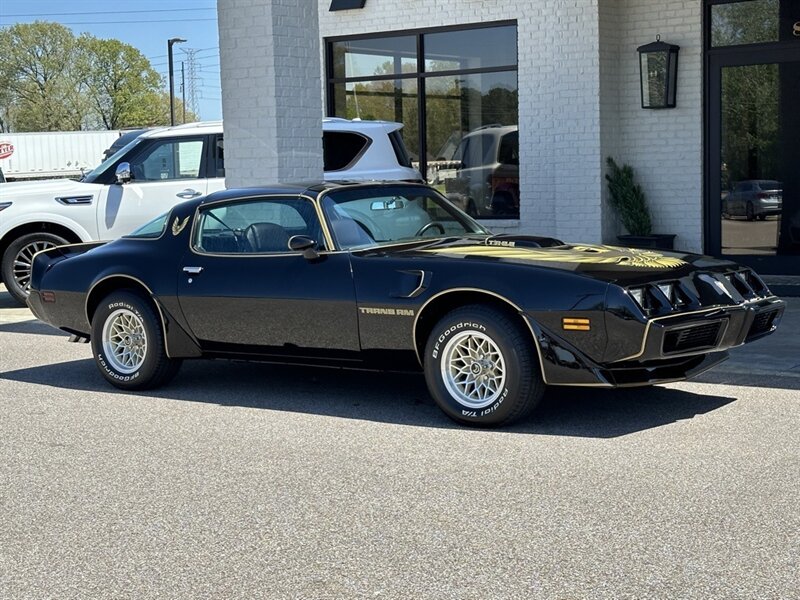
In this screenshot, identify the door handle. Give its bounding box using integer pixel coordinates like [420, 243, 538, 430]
[176, 189, 202, 199]
[183, 266, 204, 275]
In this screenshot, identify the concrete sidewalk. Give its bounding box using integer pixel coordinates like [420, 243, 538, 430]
[1, 284, 797, 379]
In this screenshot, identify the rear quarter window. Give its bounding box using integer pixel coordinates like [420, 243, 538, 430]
[323, 131, 370, 171]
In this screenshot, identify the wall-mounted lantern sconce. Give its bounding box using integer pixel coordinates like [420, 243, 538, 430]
[637, 35, 679, 109]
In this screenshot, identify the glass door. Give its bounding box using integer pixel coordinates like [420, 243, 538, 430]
[706, 0, 800, 274]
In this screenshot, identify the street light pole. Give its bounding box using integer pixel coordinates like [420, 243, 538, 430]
[167, 37, 187, 126]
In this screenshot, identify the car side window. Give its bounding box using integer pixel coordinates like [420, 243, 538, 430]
[498, 132, 519, 166]
[194, 196, 325, 254]
[213, 135, 224, 178]
[131, 138, 204, 182]
[323, 131, 369, 171]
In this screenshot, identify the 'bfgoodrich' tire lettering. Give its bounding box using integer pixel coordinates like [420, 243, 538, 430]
[423, 305, 544, 428]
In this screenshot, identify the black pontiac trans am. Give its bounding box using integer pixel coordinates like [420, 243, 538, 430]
[28, 182, 784, 427]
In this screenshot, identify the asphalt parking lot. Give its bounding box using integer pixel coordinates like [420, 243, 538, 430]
[1, 285, 798, 599]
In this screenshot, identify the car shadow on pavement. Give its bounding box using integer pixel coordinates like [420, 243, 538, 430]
[0, 319, 67, 336]
[0, 357, 738, 438]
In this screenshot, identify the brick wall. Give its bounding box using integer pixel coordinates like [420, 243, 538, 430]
[218, 0, 704, 250]
[218, 0, 323, 187]
[613, 0, 704, 252]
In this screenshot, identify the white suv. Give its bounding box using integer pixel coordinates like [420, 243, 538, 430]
[0, 118, 420, 304]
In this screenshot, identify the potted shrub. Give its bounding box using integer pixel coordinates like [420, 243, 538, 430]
[605, 157, 676, 250]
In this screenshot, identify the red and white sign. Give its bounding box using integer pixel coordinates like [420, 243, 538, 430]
[0, 141, 14, 160]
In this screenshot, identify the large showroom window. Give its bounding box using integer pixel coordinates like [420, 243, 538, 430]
[327, 22, 519, 219]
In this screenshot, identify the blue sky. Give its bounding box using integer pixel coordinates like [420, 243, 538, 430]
[0, 0, 222, 121]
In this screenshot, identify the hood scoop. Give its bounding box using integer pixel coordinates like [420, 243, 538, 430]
[485, 234, 565, 249]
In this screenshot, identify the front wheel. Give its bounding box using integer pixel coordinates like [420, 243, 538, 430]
[424, 305, 544, 427]
[91, 291, 181, 390]
[1, 232, 68, 305]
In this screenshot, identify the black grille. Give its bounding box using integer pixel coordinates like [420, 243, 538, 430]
[748, 309, 779, 338]
[663, 321, 723, 354]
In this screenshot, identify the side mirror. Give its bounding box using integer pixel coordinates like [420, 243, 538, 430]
[115, 162, 132, 184]
[288, 235, 319, 260]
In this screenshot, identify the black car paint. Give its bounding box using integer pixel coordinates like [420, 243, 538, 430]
[28, 182, 785, 388]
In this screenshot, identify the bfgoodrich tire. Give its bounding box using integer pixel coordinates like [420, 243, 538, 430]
[1, 232, 68, 305]
[91, 291, 181, 390]
[424, 305, 544, 427]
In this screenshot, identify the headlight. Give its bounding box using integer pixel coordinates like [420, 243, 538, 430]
[0, 201, 11, 212]
[657, 283, 674, 301]
[629, 287, 645, 308]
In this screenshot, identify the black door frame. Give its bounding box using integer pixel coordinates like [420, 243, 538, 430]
[703, 0, 800, 274]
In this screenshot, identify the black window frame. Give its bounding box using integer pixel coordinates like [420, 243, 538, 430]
[192, 195, 328, 256]
[325, 20, 518, 190]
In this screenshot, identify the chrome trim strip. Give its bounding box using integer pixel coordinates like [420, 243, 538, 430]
[188, 193, 336, 257]
[85, 274, 173, 359]
[55, 195, 93, 205]
[615, 295, 781, 363]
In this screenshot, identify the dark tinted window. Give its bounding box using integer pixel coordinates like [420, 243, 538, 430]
[323, 131, 370, 171]
[757, 180, 781, 190]
[498, 131, 519, 165]
[213, 135, 224, 178]
[389, 130, 412, 168]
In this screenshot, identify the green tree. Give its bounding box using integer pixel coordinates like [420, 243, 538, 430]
[0, 21, 200, 132]
[79, 35, 164, 129]
[0, 21, 89, 131]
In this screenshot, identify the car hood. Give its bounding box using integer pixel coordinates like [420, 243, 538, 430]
[0, 178, 103, 200]
[392, 236, 740, 285]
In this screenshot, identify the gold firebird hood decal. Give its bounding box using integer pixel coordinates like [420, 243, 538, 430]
[172, 216, 190, 236]
[422, 244, 687, 269]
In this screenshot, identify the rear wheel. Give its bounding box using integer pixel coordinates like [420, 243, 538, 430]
[424, 305, 544, 427]
[91, 291, 181, 390]
[1, 232, 68, 305]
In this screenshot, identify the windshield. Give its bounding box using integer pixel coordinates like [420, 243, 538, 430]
[83, 136, 146, 183]
[125, 211, 169, 239]
[322, 186, 489, 250]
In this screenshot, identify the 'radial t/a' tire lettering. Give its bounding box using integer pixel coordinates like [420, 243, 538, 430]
[424, 304, 544, 427]
[90, 290, 181, 390]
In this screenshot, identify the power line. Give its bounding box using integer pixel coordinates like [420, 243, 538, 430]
[0, 17, 217, 25]
[2, 7, 215, 17]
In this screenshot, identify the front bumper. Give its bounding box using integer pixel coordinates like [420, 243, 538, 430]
[529, 296, 784, 387]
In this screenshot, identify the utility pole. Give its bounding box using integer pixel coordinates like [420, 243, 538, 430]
[181, 62, 186, 124]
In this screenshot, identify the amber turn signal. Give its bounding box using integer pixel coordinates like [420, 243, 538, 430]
[562, 317, 590, 331]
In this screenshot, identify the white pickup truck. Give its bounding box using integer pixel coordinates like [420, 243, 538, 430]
[0, 119, 420, 304]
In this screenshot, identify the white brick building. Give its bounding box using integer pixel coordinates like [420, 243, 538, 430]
[218, 0, 800, 275]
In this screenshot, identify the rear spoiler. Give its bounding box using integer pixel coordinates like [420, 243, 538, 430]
[31, 241, 107, 283]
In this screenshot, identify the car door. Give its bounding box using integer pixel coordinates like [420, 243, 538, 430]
[176, 194, 360, 357]
[96, 136, 209, 239]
